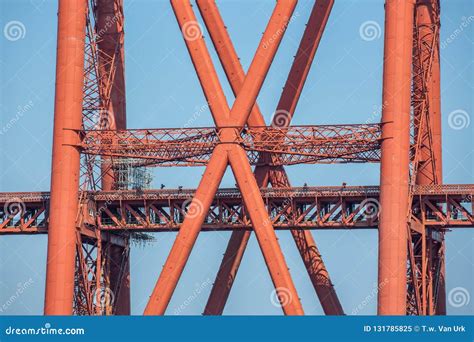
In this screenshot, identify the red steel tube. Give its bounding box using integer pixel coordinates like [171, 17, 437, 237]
[228, 144, 304, 315]
[44, 0, 87, 315]
[378, 0, 415, 315]
[276, 0, 334, 117]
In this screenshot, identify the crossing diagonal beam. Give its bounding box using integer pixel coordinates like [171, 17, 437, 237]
[196, 0, 343, 315]
[144, 0, 303, 315]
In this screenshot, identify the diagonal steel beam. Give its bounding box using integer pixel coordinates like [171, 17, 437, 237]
[276, 0, 334, 118]
[197, 0, 342, 315]
[144, 0, 302, 315]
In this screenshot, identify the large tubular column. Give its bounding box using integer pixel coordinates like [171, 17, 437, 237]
[44, 0, 87, 315]
[95, 0, 130, 315]
[145, 0, 300, 315]
[198, 0, 342, 315]
[378, 0, 415, 315]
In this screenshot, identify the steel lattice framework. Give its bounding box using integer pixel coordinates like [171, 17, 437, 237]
[0, 0, 472, 316]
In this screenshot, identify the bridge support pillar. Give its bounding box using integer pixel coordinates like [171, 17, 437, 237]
[44, 0, 87, 315]
[378, 0, 415, 315]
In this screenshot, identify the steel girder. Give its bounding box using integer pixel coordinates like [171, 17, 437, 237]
[1, 185, 472, 233]
[78, 124, 382, 166]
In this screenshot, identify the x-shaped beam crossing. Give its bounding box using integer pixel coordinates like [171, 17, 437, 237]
[194, 0, 343, 315]
[145, 0, 340, 315]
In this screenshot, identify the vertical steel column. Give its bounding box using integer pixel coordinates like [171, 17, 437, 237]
[413, 0, 444, 315]
[45, 0, 87, 315]
[378, 0, 415, 315]
[95, 0, 130, 315]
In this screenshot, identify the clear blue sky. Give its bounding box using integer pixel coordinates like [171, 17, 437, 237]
[0, 0, 472, 315]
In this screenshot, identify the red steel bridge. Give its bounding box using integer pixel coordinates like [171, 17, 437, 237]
[0, 0, 472, 317]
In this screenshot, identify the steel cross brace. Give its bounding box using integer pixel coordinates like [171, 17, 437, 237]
[195, 0, 343, 315]
[144, 0, 303, 315]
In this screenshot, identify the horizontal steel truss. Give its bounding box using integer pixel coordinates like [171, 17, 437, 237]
[77, 124, 382, 166]
[1, 184, 472, 234]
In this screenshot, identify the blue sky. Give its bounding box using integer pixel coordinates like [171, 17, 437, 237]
[0, 0, 472, 315]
